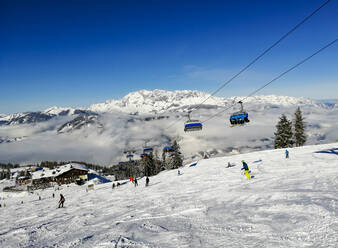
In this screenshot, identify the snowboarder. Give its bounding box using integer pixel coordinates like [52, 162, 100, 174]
[285, 149, 289, 159]
[58, 194, 65, 208]
[227, 162, 231, 168]
[134, 177, 138, 187]
[241, 160, 251, 179]
[145, 177, 149, 187]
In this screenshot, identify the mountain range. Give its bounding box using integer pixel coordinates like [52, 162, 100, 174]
[0, 89, 337, 165]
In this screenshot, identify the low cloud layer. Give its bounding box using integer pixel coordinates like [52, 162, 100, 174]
[0, 103, 337, 166]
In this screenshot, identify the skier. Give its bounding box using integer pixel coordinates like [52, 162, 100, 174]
[145, 177, 149, 187]
[241, 160, 251, 179]
[58, 194, 65, 208]
[178, 170, 181, 176]
[227, 162, 231, 168]
[112, 183, 115, 189]
[52, 193, 55, 198]
[285, 149, 289, 159]
[134, 177, 138, 187]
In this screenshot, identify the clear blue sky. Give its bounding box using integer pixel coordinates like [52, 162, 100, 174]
[1, 0, 337, 114]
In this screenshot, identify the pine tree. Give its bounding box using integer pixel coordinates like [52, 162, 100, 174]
[274, 114, 293, 149]
[170, 140, 183, 169]
[293, 107, 306, 147]
[143, 153, 156, 176]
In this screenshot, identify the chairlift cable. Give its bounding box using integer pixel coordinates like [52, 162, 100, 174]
[191, 0, 332, 112]
[201, 38, 338, 124]
[164, 0, 332, 130]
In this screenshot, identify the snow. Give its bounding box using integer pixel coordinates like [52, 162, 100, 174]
[1, 143, 337, 247]
[43, 107, 76, 116]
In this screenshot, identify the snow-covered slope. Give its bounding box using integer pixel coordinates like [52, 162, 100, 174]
[1, 143, 337, 247]
[43, 107, 77, 116]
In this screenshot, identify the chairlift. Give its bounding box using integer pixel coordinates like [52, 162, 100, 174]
[123, 149, 136, 154]
[163, 146, 174, 152]
[143, 140, 153, 154]
[140, 153, 148, 159]
[123, 149, 136, 162]
[184, 111, 202, 132]
[230, 101, 250, 125]
[143, 147, 153, 153]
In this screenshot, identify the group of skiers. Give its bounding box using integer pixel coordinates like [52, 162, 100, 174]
[16, 150, 291, 209]
[111, 176, 150, 190]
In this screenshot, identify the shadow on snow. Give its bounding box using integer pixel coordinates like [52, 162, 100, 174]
[314, 148, 338, 156]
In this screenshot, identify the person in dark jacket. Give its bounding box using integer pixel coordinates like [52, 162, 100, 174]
[134, 177, 138, 187]
[241, 160, 249, 170]
[145, 177, 149, 187]
[58, 194, 65, 208]
[241, 160, 251, 179]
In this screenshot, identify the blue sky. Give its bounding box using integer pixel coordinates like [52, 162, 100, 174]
[1, 0, 337, 114]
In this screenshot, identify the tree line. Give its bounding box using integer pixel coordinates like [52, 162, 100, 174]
[0, 141, 183, 181]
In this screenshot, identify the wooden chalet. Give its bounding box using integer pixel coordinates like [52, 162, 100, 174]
[30, 163, 88, 189]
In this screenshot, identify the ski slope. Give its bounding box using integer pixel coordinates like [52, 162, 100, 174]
[1, 143, 337, 247]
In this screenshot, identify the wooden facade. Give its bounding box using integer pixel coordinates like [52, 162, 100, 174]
[55, 168, 88, 184]
[31, 168, 88, 187]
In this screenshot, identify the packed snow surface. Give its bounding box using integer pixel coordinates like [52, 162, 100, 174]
[1, 143, 338, 247]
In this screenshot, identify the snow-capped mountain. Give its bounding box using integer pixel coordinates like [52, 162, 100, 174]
[88, 89, 321, 114]
[43, 106, 76, 116]
[0, 89, 337, 165]
[0, 112, 56, 125]
[88, 89, 220, 114]
[0, 109, 97, 126]
[0, 90, 329, 126]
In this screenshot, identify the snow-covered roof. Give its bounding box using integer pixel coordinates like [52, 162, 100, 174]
[31, 163, 88, 180]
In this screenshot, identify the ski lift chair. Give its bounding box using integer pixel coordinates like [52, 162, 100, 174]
[229, 101, 249, 125]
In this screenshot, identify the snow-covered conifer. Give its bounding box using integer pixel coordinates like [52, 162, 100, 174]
[293, 107, 306, 147]
[170, 140, 183, 169]
[274, 114, 293, 149]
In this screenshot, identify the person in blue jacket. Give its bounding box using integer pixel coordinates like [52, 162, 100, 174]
[285, 149, 289, 159]
[241, 160, 249, 171]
